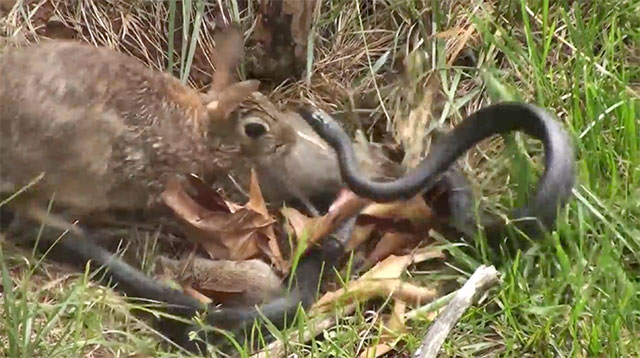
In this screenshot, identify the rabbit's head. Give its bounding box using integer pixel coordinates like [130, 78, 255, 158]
[201, 26, 298, 177]
[232, 92, 298, 158]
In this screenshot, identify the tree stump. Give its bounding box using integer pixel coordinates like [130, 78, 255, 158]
[245, 0, 318, 83]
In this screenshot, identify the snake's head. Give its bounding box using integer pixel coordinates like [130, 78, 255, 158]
[296, 105, 351, 151]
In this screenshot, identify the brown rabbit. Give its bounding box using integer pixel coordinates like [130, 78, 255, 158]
[0, 39, 299, 223]
[0, 35, 350, 352]
[0, 14, 406, 222]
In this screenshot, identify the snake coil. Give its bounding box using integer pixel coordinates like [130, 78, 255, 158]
[297, 102, 576, 242]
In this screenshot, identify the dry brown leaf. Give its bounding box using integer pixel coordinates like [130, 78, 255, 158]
[312, 254, 439, 313]
[346, 223, 376, 251]
[362, 195, 434, 226]
[280, 194, 373, 271]
[247, 169, 287, 272]
[388, 299, 407, 332]
[161, 175, 277, 263]
[281, 190, 436, 270]
[313, 279, 437, 314]
[389, 282, 438, 305]
[246, 169, 271, 217]
[280, 206, 314, 239]
[411, 246, 445, 264]
[364, 232, 419, 269]
[280, 189, 370, 254]
[184, 174, 232, 213]
[365, 254, 414, 279]
[354, 196, 435, 260]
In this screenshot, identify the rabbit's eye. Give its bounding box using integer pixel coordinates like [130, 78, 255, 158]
[244, 122, 268, 138]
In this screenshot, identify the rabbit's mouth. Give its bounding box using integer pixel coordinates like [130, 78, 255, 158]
[274, 142, 288, 154]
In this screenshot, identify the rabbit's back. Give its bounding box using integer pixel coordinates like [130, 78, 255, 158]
[0, 41, 215, 212]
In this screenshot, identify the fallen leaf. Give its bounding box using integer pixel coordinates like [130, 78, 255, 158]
[184, 173, 232, 213]
[411, 246, 445, 264]
[247, 169, 287, 272]
[388, 299, 407, 332]
[281, 206, 314, 240]
[313, 279, 437, 314]
[363, 232, 419, 269]
[161, 175, 277, 263]
[361, 195, 434, 228]
[312, 253, 440, 313]
[365, 254, 413, 280]
[280, 189, 370, 265]
[345, 223, 376, 252]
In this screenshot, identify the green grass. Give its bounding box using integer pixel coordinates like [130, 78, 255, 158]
[1, 0, 639, 357]
[453, 1, 640, 356]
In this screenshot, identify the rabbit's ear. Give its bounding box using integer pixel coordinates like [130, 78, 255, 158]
[206, 80, 260, 121]
[208, 24, 245, 97]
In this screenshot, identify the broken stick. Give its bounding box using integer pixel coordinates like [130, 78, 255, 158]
[413, 265, 500, 358]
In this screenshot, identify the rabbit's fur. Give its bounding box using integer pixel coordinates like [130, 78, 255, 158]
[0, 40, 294, 218]
[0, 37, 401, 228]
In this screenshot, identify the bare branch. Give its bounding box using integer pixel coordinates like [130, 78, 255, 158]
[413, 265, 500, 358]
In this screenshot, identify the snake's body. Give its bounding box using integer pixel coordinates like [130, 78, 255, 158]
[298, 103, 576, 242]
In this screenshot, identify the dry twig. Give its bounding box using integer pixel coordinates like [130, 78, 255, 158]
[413, 265, 500, 358]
